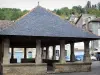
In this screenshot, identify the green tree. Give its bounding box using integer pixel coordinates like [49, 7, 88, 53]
[85, 1, 92, 13]
[11, 8, 22, 20]
[0, 8, 5, 20]
[71, 6, 84, 14]
[0, 8, 29, 20]
[92, 4, 97, 9]
[56, 9, 62, 15]
[60, 7, 70, 19]
[98, 2, 100, 10]
[86, 1, 92, 8]
[87, 8, 100, 17]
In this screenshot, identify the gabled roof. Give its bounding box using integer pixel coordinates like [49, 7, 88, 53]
[0, 6, 99, 39]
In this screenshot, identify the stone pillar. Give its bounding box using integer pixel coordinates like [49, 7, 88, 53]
[52, 45, 56, 60]
[11, 48, 14, 59]
[0, 41, 3, 63]
[70, 43, 75, 62]
[46, 46, 49, 59]
[0, 41, 3, 75]
[84, 41, 91, 62]
[3, 39, 10, 64]
[35, 40, 42, 64]
[24, 48, 27, 59]
[60, 40, 66, 63]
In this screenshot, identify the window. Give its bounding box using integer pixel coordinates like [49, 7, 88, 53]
[65, 50, 67, 56]
[88, 17, 91, 22]
[28, 51, 32, 59]
[56, 50, 59, 56]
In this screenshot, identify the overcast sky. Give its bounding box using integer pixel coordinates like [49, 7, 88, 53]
[0, 0, 100, 10]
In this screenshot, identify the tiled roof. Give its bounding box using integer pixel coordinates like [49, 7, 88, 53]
[0, 6, 99, 39]
[0, 20, 14, 31]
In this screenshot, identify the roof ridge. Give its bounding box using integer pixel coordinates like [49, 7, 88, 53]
[15, 6, 40, 22]
[15, 5, 67, 25]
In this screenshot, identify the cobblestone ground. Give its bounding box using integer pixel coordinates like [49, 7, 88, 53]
[54, 61, 100, 75]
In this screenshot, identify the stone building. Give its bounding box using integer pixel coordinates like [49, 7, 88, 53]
[73, 14, 96, 53]
[0, 6, 100, 75]
[75, 14, 96, 30]
[88, 18, 100, 54]
[69, 14, 78, 24]
[76, 16, 100, 54]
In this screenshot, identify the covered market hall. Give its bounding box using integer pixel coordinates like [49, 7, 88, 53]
[0, 6, 100, 75]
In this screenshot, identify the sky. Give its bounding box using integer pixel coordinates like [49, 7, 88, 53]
[0, 0, 100, 10]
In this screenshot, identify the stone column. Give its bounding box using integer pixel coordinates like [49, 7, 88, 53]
[0, 41, 3, 63]
[52, 45, 56, 60]
[24, 48, 27, 59]
[70, 43, 75, 62]
[35, 40, 42, 64]
[3, 39, 10, 64]
[11, 48, 14, 59]
[59, 40, 66, 63]
[0, 41, 3, 75]
[46, 46, 49, 59]
[84, 41, 91, 62]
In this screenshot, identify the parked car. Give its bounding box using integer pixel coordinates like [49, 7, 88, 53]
[96, 52, 100, 61]
[65, 56, 70, 61]
[91, 56, 97, 61]
[75, 55, 83, 61]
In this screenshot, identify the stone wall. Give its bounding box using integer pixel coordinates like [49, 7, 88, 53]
[54, 62, 91, 73]
[3, 63, 47, 75]
[2, 62, 92, 75]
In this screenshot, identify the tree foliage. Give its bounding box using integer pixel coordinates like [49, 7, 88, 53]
[53, 1, 100, 19]
[98, 2, 100, 10]
[86, 1, 92, 9]
[0, 8, 29, 20]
